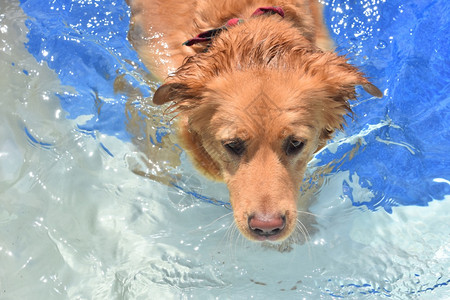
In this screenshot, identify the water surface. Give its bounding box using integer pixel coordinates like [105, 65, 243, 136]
[0, 0, 449, 298]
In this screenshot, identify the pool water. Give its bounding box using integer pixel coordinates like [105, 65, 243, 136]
[0, 0, 449, 298]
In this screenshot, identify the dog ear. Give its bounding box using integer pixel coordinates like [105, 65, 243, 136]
[361, 82, 383, 98]
[317, 55, 383, 135]
[153, 83, 188, 105]
[321, 53, 383, 99]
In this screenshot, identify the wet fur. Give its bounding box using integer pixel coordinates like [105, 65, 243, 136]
[128, 0, 382, 242]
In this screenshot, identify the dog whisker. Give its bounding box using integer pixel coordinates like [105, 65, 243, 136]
[296, 209, 324, 219]
[223, 220, 235, 240]
[296, 219, 311, 242]
[203, 211, 234, 230]
[225, 222, 241, 261]
[186, 211, 233, 236]
[211, 217, 235, 256]
[296, 219, 313, 259]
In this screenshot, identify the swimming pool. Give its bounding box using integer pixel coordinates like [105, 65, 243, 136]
[0, 0, 449, 298]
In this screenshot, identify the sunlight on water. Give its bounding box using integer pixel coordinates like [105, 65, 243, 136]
[0, 0, 449, 299]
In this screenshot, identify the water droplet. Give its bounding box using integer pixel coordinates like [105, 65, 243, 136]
[375, 40, 387, 50]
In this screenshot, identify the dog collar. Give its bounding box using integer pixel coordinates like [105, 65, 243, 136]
[182, 6, 285, 47]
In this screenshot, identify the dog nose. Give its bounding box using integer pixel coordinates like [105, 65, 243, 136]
[248, 214, 286, 238]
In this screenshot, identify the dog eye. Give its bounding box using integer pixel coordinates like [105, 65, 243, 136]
[222, 139, 246, 156]
[285, 137, 304, 156]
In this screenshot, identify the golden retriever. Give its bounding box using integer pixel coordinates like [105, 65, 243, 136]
[127, 0, 382, 242]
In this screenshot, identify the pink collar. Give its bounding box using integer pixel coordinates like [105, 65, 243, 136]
[183, 6, 285, 47]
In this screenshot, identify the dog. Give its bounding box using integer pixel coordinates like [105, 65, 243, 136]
[127, 0, 382, 242]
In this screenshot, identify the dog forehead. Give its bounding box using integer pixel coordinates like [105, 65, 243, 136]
[204, 70, 324, 140]
[211, 102, 317, 141]
[206, 68, 326, 107]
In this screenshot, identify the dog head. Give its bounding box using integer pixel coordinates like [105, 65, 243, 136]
[152, 26, 382, 242]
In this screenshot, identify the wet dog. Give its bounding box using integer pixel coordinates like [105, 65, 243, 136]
[127, 0, 382, 242]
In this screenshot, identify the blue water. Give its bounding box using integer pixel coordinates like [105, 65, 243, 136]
[19, 0, 449, 211]
[20, 0, 150, 142]
[322, 0, 450, 212]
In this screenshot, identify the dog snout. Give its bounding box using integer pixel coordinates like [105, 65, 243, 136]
[248, 213, 286, 240]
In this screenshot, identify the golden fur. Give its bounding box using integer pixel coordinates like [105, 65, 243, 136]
[128, 0, 382, 242]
